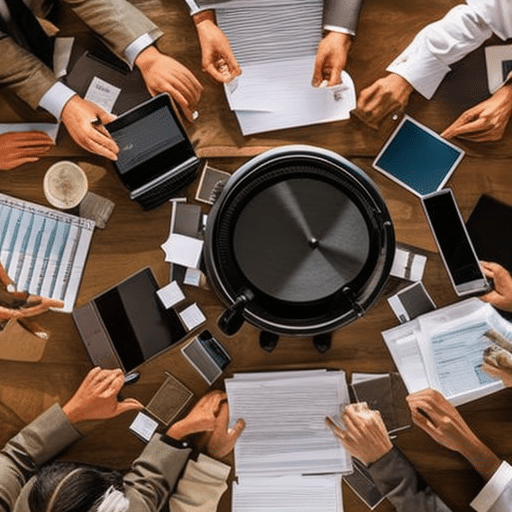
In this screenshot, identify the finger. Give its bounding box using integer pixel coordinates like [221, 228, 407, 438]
[325, 416, 344, 438]
[480, 290, 503, 305]
[311, 56, 324, 87]
[103, 373, 125, 396]
[114, 398, 144, 416]
[85, 134, 120, 161]
[441, 117, 488, 139]
[167, 89, 194, 123]
[9, 132, 54, 144]
[327, 62, 343, 87]
[0, 264, 14, 289]
[482, 362, 502, 376]
[83, 366, 103, 386]
[97, 110, 117, 125]
[228, 418, 246, 441]
[410, 407, 436, 432]
[204, 62, 228, 82]
[13, 145, 53, 156]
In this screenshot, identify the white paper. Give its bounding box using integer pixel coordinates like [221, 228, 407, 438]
[216, 0, 356, 135]
[179, 303, 206, 331]
[0, 123, 60, 142]
[226, 370, 352, 477]
[85, 76, 121, 113]
[382, 298, 506, 405]
[157, 281, 185, 309]
[161, 233, 203, 269]
[183, 268, 202, 287]
[390, 248, 427, 281]
[129, 412, 158, 442]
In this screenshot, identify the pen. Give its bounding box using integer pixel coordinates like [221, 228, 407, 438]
[90, 116, 102, 126]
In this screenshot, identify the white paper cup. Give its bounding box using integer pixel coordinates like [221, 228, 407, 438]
[43, 161, 88, 210]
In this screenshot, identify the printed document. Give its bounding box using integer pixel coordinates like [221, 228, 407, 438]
[382, 298, 507, 406]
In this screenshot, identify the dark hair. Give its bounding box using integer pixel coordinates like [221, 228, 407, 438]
[28, 462, 123, 512]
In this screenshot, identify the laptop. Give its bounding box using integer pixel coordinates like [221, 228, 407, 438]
[105, 94, 203, 210]
[72, 268, 187, 372]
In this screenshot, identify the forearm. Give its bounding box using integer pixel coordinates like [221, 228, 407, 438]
[61, 0, 162, 60]
[387, 4, 493, 99]
[0, 36, 57, 109]
[368, 448, 453, 512]
[459, 438, 501, 483]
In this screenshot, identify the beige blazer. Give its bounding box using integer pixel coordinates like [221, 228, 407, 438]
[0, 0, 162, 110]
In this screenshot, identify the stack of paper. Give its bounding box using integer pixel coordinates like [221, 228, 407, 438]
[214, 1, 356, 134]
[382, 298, 510, 406]
[226, 370, 351, 512]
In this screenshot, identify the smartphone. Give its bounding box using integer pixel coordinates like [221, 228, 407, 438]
[421, 189, 488, 296]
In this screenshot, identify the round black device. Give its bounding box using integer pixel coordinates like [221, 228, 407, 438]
[203, 145, 395, 337]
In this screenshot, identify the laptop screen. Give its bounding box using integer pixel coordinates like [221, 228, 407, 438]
[106, 94, 196, 190]
[93, 268, 186, 371]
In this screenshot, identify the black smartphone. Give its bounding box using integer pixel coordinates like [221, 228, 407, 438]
[422, 189, 488, 296]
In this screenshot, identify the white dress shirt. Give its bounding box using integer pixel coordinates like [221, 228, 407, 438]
[471, 461, 512, 512]
[386, 0, 512, 99]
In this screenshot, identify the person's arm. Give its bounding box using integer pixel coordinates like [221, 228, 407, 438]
[407, 389, 507, 512]
[0, 132, 54, 170]
[0, 367, 141, 512]
[123, 391, 228, 512]
[355, 4, 493, 129]
[326, 402, 452, 512]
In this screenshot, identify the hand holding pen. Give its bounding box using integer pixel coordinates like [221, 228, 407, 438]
[61, 96, 119, 160]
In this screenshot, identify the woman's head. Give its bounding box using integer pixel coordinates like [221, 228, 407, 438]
[28, 462, 126, 512]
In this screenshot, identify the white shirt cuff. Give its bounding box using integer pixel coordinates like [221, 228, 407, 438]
[471, 461, 512, 512]
[323, 25, 355, 37]
[38, 82, 77, 120]
[124, 30, 162, 68]
[184, 0, 202, 14]
[386, 50, 450, 100]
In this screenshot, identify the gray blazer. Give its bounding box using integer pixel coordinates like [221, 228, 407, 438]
[193, 0, 364, 33]
[0, 404, 191, 512]
[0, 0, 162, 110]
[368, 448, 452, 512]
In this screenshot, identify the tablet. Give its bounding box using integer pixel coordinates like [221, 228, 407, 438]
[373, 116, 464, 197]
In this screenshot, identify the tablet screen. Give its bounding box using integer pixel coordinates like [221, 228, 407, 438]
[373, 116, 464, 197]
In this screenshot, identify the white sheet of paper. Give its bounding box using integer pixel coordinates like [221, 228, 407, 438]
[157, 281, 185, 309]
[85, 77, 121, 113]
[129, 412, 158, 442]
[161, 234, 204, 269]
[0, 123, 60, 142]
[485, 44, 512, 93]
[184, 268, 202, 287]
[179, 303, 206, 331]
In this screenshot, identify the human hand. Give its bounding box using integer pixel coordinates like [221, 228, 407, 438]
[135, 46, 203, 122]
[482, 362, 512, 387]
[441, 84, 512, 142]
[0, 132, 54, 170]
[480, 261, 512, 312]
[202, 401, 245, 459]
[61, 96, 118, 160]
[353, 73, 414, 129]
[167, 390, 226, 440]
[194, 11, 241, 83]
[326, 402, 393, 465]
[62, 367, 143, 424]
[312, 31, 352, 87]
[406, 389, 478, 454]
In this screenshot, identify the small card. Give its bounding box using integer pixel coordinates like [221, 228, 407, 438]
[390, 247, 427, 282]
[161, 234, 204, 269]
[85, 76, 121, 113]
[157, 281, 185, 309]
[182, 330, 231, 384]
[387, 281, 436, 323]
[195, 165, 231, 205]
[79, 192, 115, 229]
[183, 268, 203, 287]
[129, 412, 158, 442]
[179, 303, 206, 331]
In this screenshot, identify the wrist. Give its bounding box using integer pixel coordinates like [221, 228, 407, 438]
[167, 420, 188, 440]
[460, 438, 501, 481]
[135, 45, 159, 72]
[62, 402, 84, 424]
[193, 10, 215, 25]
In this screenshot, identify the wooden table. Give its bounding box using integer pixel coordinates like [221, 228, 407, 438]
[1, 1, 512, 511]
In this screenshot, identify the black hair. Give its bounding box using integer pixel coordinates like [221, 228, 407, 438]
[28, 461, 124, 512]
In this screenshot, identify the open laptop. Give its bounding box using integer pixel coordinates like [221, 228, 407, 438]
[105, 94, 203, 210]
[72, 268, 187, 372]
